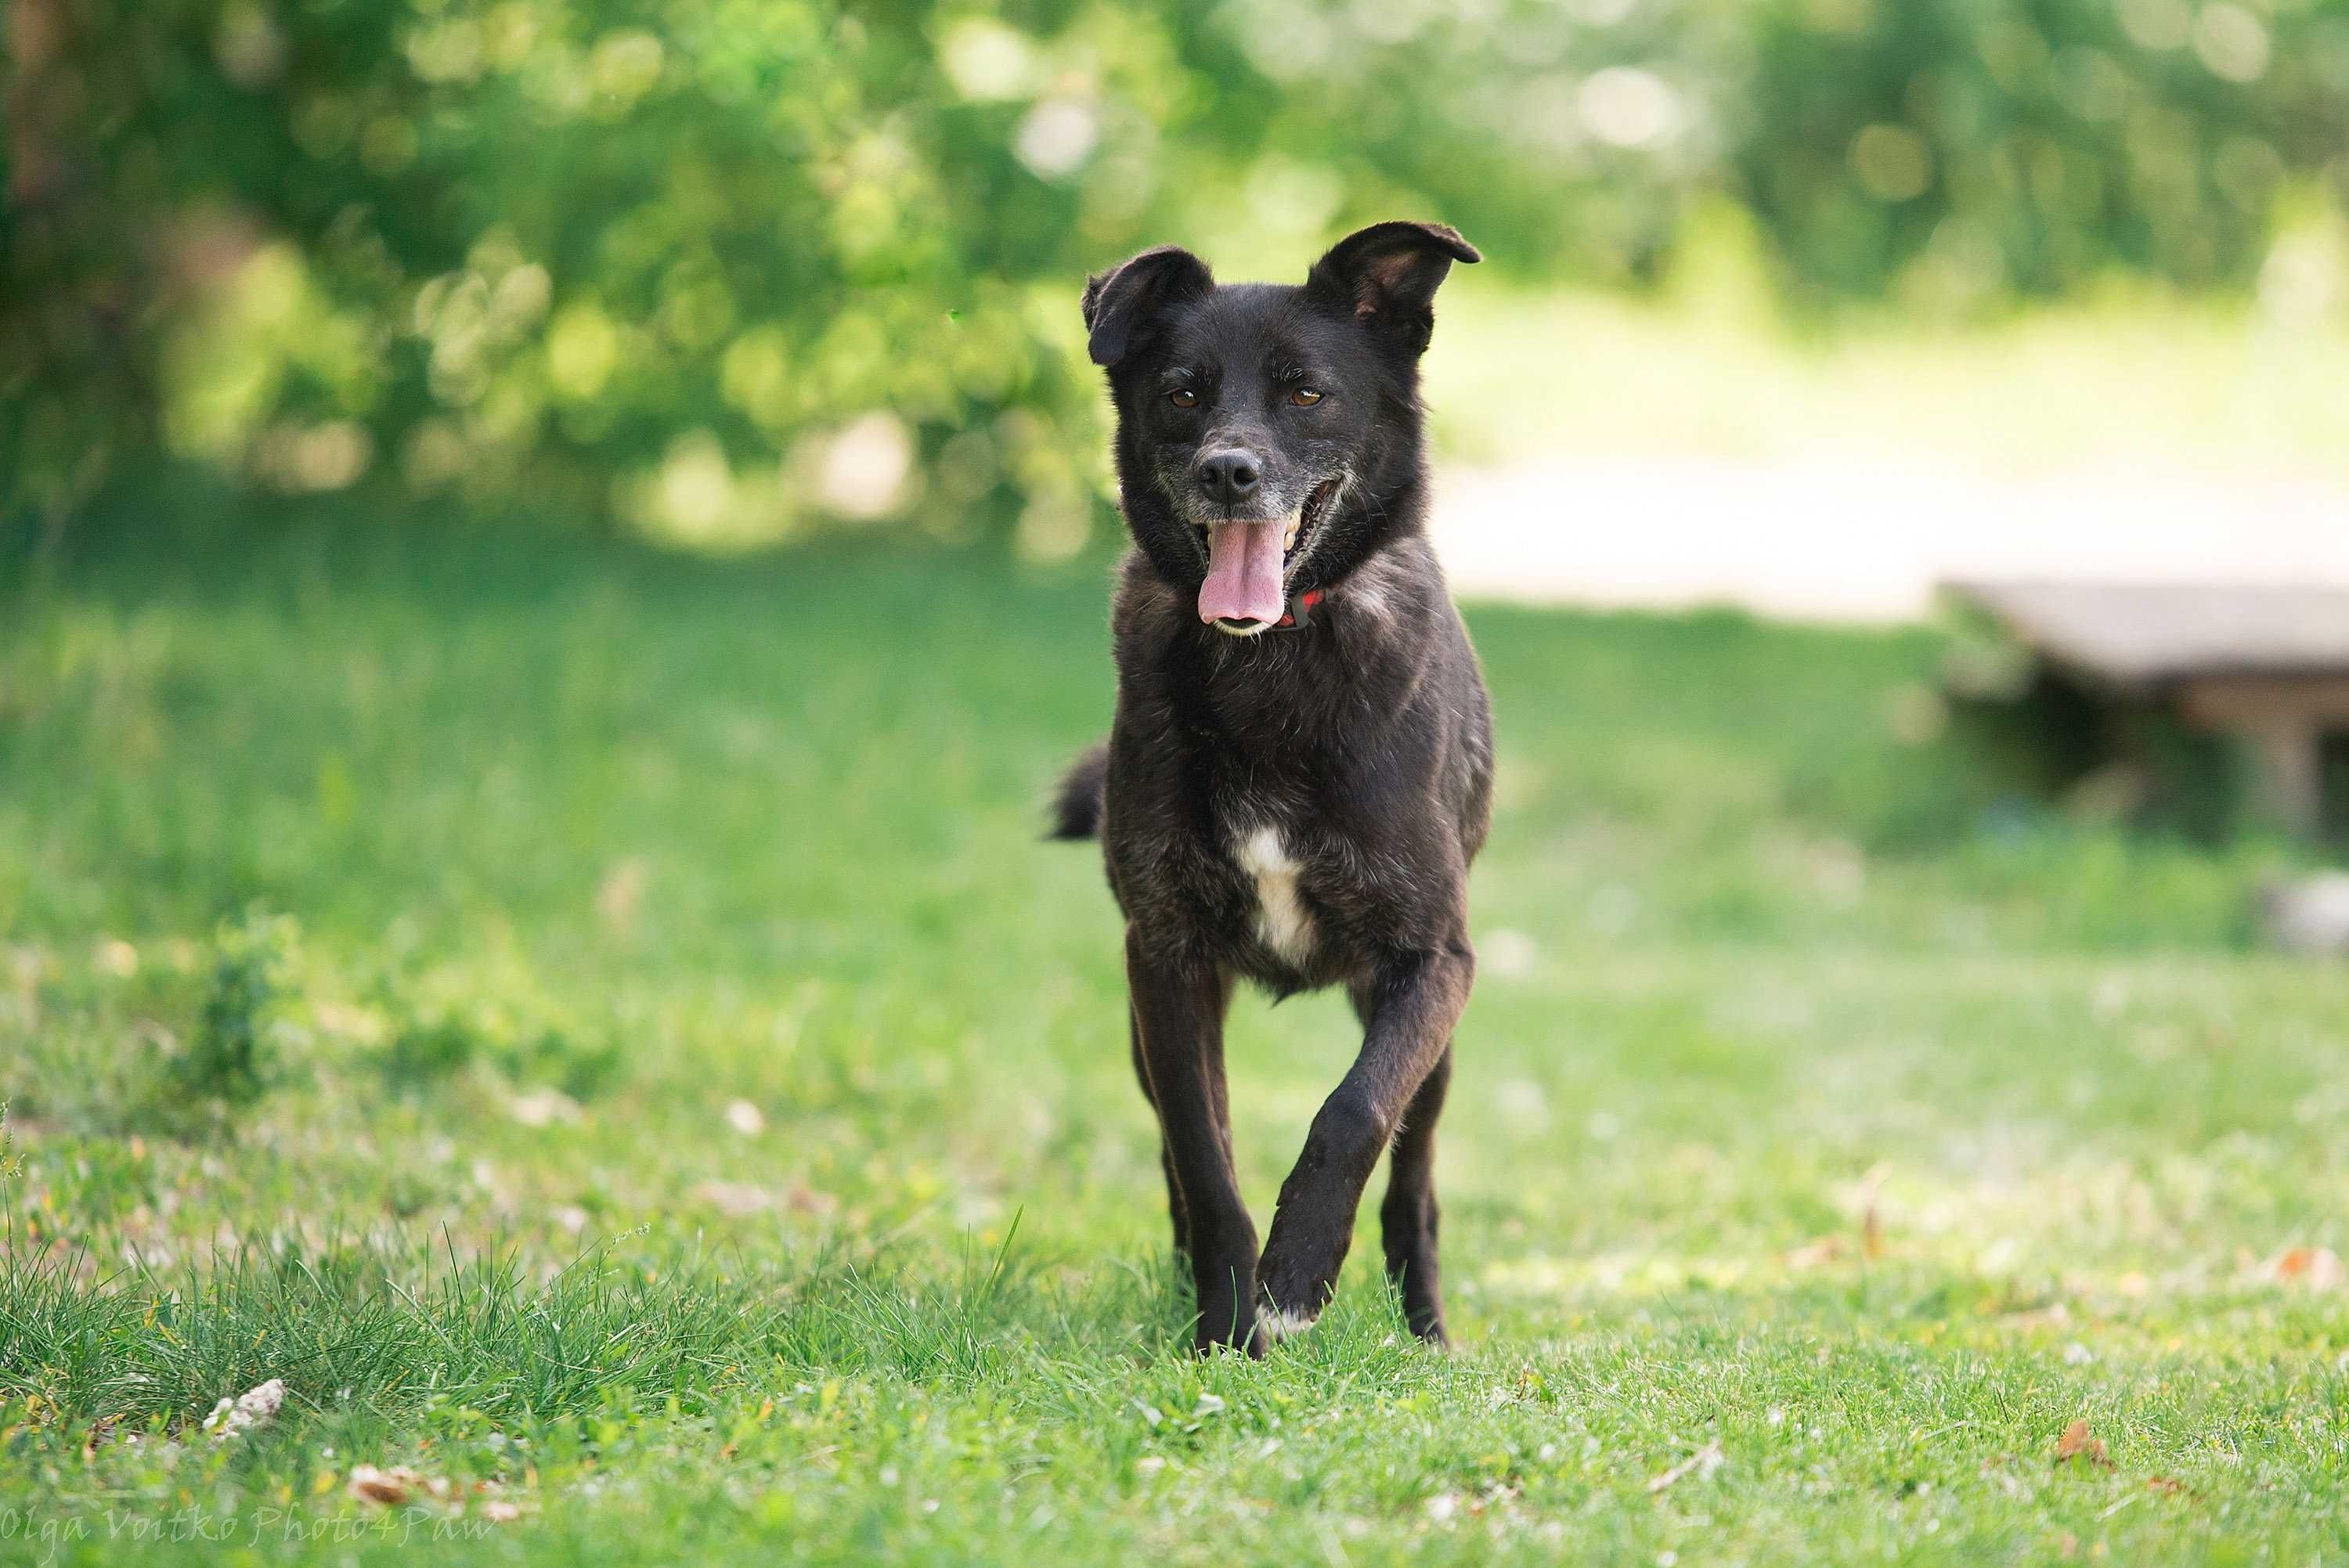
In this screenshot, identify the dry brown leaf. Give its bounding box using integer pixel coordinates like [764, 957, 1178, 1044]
[1647, 1439, 1725, 1495]
[1784, 1238, 1842, 1269]
[2145, 1476, 2188, 1497]
[2264, 1247, 2344, 1291]
[347, 1465, 417, 1506]
[2054, 1419, 2112, 1469]
[785, 1183, 838, 1216]
[1858, 1162, 1889, 1260]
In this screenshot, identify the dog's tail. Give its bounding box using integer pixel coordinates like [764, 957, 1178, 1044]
[1048, 741, 1109, 841]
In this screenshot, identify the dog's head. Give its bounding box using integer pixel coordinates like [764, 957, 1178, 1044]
[1084, 222, 1479, 636]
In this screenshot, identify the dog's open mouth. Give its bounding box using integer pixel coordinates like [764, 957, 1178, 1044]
[1199, 478, 1340, 633]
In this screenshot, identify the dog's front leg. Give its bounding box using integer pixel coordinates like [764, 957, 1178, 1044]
[1126, 927, 1261, 1356]
[1256, 943, 1473, 1341]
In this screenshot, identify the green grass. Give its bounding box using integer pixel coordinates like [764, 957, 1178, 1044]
[3, 506, 2347, 1565]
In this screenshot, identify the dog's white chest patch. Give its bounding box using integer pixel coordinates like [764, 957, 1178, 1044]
[1236, 825, 1315, 964]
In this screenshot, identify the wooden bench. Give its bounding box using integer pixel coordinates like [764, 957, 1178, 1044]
[1944, 580, 2349, 837]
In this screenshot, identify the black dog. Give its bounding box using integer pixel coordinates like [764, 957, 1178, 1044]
[1052, 222, 1494, 1354]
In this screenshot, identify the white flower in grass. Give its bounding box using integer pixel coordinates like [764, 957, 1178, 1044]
[203, 1378, 285, 1440]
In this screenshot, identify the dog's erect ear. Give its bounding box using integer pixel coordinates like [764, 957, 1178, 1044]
[1082, 245, 1213, 367]
[1305, 222, 1481, 349]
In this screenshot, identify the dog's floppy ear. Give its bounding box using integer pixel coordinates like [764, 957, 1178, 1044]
[1305, 222, 1481, 350]
[1082, 245, 1212, 367]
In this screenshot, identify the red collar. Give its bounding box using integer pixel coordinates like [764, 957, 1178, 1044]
[1271, 587, 1326, 630]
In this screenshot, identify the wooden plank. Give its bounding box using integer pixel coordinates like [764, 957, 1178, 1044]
[1944, 581, 2349, 687]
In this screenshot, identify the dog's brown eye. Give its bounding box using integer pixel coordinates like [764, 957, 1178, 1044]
[1290, 387, 1323, 407]
[1168, 387, 1197, 409]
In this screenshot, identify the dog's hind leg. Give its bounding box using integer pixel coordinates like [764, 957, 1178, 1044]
[1346, 974, 1454, 1343]
[1255, 943, 1472, 1342]
[1377, 1043, 1452, 1346]
[1127, 928, 1261, 1356]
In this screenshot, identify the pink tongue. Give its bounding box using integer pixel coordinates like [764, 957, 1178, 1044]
[1198, 520, 1286, 625]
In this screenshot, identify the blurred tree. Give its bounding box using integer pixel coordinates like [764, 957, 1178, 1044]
[1732, 0, 2344, 306]
[3, 0, 2344, 544]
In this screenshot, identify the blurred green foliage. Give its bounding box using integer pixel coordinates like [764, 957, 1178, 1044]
[5, 0, 2345, 543]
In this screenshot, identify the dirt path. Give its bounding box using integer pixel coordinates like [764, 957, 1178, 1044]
[1432, 456, 2349, 622]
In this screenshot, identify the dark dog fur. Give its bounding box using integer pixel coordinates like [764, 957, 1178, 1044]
[1052, 222, 1495, 1354]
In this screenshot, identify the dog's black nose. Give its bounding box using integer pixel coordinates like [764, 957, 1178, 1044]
[1196, 449, 1261, 505]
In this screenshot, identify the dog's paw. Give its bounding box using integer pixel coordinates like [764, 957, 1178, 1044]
[1252, 1238, 1335, 1343]
[1257, 1301, 1320, 1343]
[1254, 1256, 1329, 1343]
[1190, 1314, 1267, 1359]
[1195, 1333, 1266, 1361]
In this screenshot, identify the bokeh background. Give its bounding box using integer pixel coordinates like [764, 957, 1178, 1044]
[9, 0, 2349, 561]
[9, 9, 2349, 1561]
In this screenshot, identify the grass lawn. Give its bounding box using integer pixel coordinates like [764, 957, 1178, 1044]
[3, 508, 2346, 1565]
